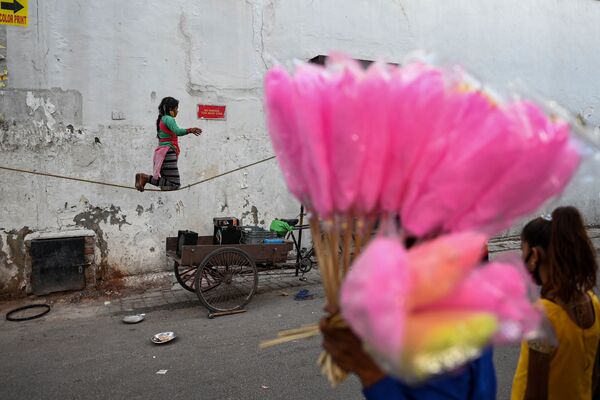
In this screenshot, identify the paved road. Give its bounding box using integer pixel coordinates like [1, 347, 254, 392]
[0, 283, 519, 400]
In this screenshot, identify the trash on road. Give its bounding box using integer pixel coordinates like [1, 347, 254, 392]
[151, 331, 176, 344]
[5, 304, 51, 322]
[156, 370, 168, 375]
[294, 289, 314, 301]
[122, 314, 145, 324]
[260, 385, 269, 389]
[207, 309, 247, 319]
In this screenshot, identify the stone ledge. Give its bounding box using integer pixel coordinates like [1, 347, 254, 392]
[24, 229, 96, 241]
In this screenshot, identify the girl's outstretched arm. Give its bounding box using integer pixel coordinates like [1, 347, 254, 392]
[163, 115, 190, 136]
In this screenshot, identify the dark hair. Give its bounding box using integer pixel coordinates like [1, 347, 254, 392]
[156, 97, 179, 134]
[521, 206, 597, 302]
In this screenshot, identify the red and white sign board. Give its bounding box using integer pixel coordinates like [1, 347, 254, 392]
[198, 104, 226, 120]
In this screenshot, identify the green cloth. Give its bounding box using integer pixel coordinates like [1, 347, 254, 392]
[270, 220, 293, 237]
[158, 115, 188, 152]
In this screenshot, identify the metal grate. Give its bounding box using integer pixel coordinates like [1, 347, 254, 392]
[30, 237, 86, 295]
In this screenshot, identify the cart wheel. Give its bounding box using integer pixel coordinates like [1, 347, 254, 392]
[173, 261, 199, 293]
[194, 247, 258, 313]
[299, 248, 317, 273]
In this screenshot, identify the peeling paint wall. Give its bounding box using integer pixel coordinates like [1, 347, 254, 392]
[2, 0, 600, 295]
[0, 228, 32, 297]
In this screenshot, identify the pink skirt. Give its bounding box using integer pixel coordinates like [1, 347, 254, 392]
[152, 146, 171, 180]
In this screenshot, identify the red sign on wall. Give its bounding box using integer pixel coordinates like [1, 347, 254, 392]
[198, 104, 226, 120]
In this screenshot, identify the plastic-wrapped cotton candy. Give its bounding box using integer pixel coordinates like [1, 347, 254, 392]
[401, 91, 580, 237]
[327, 56, 365, 213]
[353, 62, 393, 214]
[264, 67, 309, 203]
[381, 66, 448, 215]
[406, 232, 487, 308]
[450, 102, 580, 234]
[401, 310, 497, 380]
[421, 262, 542, 343]
[340, 236, 410, 358]
[340, 232, 542, 382]
[263, 52, 583, 386]
[293, 64, 335, 217]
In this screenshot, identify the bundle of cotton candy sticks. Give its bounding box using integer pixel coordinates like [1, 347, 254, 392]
[261, 53, 581, 384]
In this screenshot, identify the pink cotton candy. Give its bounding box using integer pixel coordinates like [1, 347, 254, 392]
[354, 62, 393, 214]
[421, 262, 541, 343]
[381, 67, 448, 214]
[401, 92, 516, 237]
[264, 55, 581, 229]
[340, 236, 410, 358]
[328, 60, 367, 212]
[400, 93, 580, 237]
[293, 64, 334, 217]
[406, 231, 487, 309]
[452, 102, 580, 234]
[264, 67, 308, 202]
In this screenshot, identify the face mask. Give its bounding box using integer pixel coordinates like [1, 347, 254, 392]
[525, 251, 543, 286]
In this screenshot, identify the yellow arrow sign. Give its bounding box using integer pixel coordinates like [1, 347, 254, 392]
[0, 0, 27, 27]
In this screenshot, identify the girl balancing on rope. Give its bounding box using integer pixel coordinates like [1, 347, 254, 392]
[135, 97, 202, 192]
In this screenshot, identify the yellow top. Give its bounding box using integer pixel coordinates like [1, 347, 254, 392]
[511, 293, 600, 400]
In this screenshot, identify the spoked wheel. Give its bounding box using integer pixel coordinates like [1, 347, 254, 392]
[299, 247, 317, 273]
[194, 248, 258, 313]
[174, 261, 199, 293]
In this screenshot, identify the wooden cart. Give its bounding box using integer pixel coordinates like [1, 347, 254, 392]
[166, 236, 295, 313]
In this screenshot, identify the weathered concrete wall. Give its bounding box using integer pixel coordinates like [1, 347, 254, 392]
[2, 0, 600, 296]
[0, 26, 6, 88]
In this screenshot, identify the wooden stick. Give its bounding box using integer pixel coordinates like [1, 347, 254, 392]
[318, 351, 348, 387]
[310, 218, 334, 304]
[354, 217, 365, 259]
[330, 220, 340, 289]
[342, 215, 353, 277]
[260, 329, 320, 349]
[277, 325, 319, 337]
[322, 220, 339, 306]
[322, 226, 337, 305]
[365, 216, 375, 242]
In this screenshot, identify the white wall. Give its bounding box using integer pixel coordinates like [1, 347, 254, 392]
[2, 0, 600, 294]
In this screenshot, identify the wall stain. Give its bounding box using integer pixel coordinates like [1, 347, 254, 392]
[0, 227, 32, 298]
[251, 206, 259, 225]
[0, 236, 13, 296]
[73, 204, 131, 281]
[241, 205, 260, 225]
[175, 200, 184, 215]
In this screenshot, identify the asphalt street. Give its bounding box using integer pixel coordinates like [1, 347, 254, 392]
[0, 283, 519, 400]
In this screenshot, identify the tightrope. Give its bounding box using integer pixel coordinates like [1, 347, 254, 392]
[0, 156, 277, 192]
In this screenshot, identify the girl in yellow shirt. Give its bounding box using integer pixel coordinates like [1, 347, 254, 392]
[512, 206, 600, 400]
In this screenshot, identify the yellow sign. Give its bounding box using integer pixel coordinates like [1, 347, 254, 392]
[0, 0, 27, 27]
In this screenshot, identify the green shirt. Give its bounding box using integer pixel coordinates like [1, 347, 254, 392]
[158, 115, 188, 151]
